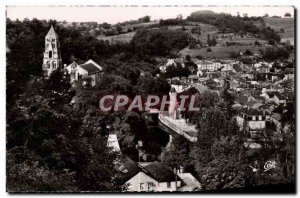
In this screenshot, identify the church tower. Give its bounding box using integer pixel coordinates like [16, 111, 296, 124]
[42, 25, 62, 77]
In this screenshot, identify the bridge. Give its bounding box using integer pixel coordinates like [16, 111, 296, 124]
[145, 102, 198, 143]
[158, 114, 197, 143]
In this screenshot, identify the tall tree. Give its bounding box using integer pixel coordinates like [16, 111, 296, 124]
[7, 70, 123, 192]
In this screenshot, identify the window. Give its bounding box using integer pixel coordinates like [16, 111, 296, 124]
[53, 62, 56, 69]
[167, 182, 171, 188]
[147, 182, 154, 192]
[53, 43, 56, 48]
[49, 51, 52, 58]
[47, 62, 50, 69]
[140, 183, 144, 191]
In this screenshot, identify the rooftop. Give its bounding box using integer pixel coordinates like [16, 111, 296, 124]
[233, 64, 243, 72]
[118, 156, 142, 183]
[144, 162, 178, 183]
[46, 25, 59, 38]
[80, 63, 102, 75]
[241, 107, 265, 116]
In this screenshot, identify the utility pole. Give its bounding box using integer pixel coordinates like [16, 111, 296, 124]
[174, 167, 178, 191]
[136, 141, 144, 192]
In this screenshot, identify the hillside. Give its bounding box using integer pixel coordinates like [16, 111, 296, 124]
[97, 21, 158, 43]
[98, 32, 136, 43]
[93, 12, 292, 58]
[264, 17, 294, 45]
[179, 45, 265, 59]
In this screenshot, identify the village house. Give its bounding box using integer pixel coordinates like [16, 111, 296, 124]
[187, 74, 199, 84]
[232, 63, 244, 74]
[260, 91, 276, 101]
[271, 113, 283, 132]
[119, 159, 182, 192]
[66, 59, 103, 86]
[241, 71, 255, 80]
[236, 107, 268, 138]
[282, 68, 294, 80]
[273, 92, 286, 105]
[196, 60, 221, 71]
[254, 61, 273, 68]
[160, 58, 185, 73]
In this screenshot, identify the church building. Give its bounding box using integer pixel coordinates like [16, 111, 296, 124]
[42, 25, 62, 77]
[42, 25, 103, 86]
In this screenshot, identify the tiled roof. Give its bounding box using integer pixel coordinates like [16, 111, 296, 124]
[236, 95, 248, 105]
[241, 107, 264, 116]
[233, 64, 243, 72]
[144, 162, 177, 182]
[283, 68, 294, 74]
[246, 100, 262, 108]
[188, 74, 199, 79]
[80, 63, 102, 75]
[118, 156, 142, 183]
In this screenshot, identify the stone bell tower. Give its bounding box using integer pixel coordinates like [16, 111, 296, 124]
[42, 25, 62, 77]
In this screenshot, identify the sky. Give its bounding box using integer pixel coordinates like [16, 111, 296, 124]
[6, 6, 294, 24]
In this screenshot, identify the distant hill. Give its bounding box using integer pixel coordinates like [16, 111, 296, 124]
[264, 18, 294, 45]
[190, 10, 218, 16]
[98, 21, 158, 43]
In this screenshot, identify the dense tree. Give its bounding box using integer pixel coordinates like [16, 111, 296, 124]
[188, 10, 277, 40]
[159, 18, 186, 26]
[163, 63, 191, 79]
[284, 12, 291, 17]
[263, 47, 289, 61]
[137, 73, 171, 96]
[192, 107, 239, 167]
[131, 28, 191, 58]
[162, 136, 193, 172]
[6, 70, 124, 192]
[138, 15, 151, 23]
[197, 135, 254, 191]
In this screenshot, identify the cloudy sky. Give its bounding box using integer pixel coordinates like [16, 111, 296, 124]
[7, 6, 294, 24]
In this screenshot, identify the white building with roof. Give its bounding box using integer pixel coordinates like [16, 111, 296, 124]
[66, 59, 103, 86]
[196, 60, 221, 71]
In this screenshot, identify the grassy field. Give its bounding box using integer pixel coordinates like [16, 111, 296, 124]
[97, 32, 136, 43]
[171, 22, 266, 46]
[264, 18, 294, 45]
[117, 21, 158, 31]
[218, 37, 267, 45]
[98, 21, 158, 43]
[179, 45, 265, 59]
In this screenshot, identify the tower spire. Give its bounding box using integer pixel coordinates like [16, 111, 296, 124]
[42, 25, 62, 77]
